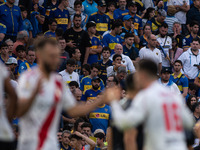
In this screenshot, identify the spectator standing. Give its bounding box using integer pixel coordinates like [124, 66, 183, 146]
[82, 0, 98, 17]
[71, 47, 82, 75]
[0, 0, 23, 41]
[170, 22, 184, 48]
[43, 0, 59, 10]
[183, 21, 200, 51]
[81, 77, 102, 101]
[49, 0, 70, 32]
[105, 2, 116, 24]
[139, 34, 162, 75]
[170, 60, 189, 97]
[59, 58, 80, 86]
[44, 19, 57, 38]
[80, 63, 104, 94]
[18, 48, 37, 76]
[86, 21, 102, 65]
[97, 47, 112, 85]
[113, 0, 128, 20]
[63, 14, 91, 64]
[57, 38, 70, 72]
[88, 0, 110, 36]
[178, 38, 200, 82]
[102, 20, 123, 55]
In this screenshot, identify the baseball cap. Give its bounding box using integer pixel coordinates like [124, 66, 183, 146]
[123, 15, 133, 21]
[158, 9, 167, 17]
[161, 68, 171, 74]
[86, 21, 96, 29]
[98, 0, 106, 6]
[92, 77, 101, 82]
[5, 57, 18, 65]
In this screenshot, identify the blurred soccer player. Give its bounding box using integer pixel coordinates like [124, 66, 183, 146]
[16, 37, 103, 150]
[104, 59, 194, 150]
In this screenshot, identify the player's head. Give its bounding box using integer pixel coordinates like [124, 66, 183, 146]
[74, 118, 85, 132]
[147, 34, 157, 48]
[114, 44, 123, 55]
[34, 37, 60, 73]
[160, 68, 171, 83]
[81, 122, 92, 136]
[61, 130, 71, 146]
[69, 81, 79, 91]
[173, 60, 183, 72]
[73, 14, 82, 29]
[102, 47, 111, 60]
[66, 58, 76, 74]
[91, 77, 101, 90]
[69, 134, 82, 149]
[90, 63, 100, 78]
[191, 37, 200, 51]
[190, 21, 199, 34]
[159, 22, 168, 38]
[111, 20, 123, 35]
[135, 59, 158, 89]
[124, 33, 134, 47]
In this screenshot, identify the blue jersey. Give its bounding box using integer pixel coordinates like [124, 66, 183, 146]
[22, 18, 33, 35]
[102, 33, 122, 55]
[139, 35, 148, 48]
[0, 3, 23, 36]
[80, 76, 104, 94]
[113, 8, 129, 20]
[170, 73, 188, 93]
[97, 59, 113, 84]
[81, 89, 101, 101]
[0, 23, 6, 34]
[44, 30, 56, 38]
[147, 18, 165, 34]
[49, 7, 70, 31]
[88, 12, 110, 35]
[18, 61, 37, 76]
[82, 0, 98, 17]
[14, 58, 26, 75]
[182, 34, 200, 49]
[89, 104, 111, 134]
[87, 36, 101, 65]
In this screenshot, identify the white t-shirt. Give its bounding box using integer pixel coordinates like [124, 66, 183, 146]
[111, 81, 194, 150]
[178, 48, 200, 79]
[167, 0, 190, 24]
[139, 46, 162, 66]
[0, 62, 15, 141]
[17, 68, 76, 150]
[59, 70, 80, 86]
[156, 35, 172, 67]
[158, 79, 181, 95]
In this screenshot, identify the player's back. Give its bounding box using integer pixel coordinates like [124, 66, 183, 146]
[141, 81, 193, 150]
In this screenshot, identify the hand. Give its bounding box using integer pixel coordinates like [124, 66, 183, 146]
[67, 41, 76, 48]
[102, 87, 121, 104]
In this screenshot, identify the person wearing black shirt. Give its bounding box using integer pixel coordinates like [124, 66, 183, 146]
[63, 14, 91, 64]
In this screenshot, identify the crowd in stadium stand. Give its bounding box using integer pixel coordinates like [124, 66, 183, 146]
[1, 0, 200, 149]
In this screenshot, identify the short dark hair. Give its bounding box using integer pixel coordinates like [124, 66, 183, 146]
[138, 59, 157, 77]
[69, 134, 82, 140]
[74, 0, 82, 6]
[190, 21, 199, 27]
[69, 81, 79, 88]
[66, 58, 76, 65]
[81, 122, 92, 130]
[160, 22, 168, 28]
[55, 28, 64, 37]
[91, 63, 100, 70]
[113, 54, 122, 61]
[73, 14, 81, 20]
[94, 132, 105, 140]
[102, 47, 111, 54]
[82, 64, 91, 74]
[108, 2, 116, 7]
[111, 19, 123, 30]
[48, 18, 57, 25]
[74, 118, 85, 131]
[16, 45, 26, 52]
[191, 102, 200, 113]
[192, 37, 200, 44]
[34, 36, 58, 51]
[0, 42, 8, 49]
[20, 6, 27, 12]
[124, 33, 134, 39]
[174, 60, 183, 66]
[125, 73, 135, 91]
[189, 83, 198, 91]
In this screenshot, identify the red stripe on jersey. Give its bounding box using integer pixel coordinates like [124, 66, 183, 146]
[37, 79, 62, 150]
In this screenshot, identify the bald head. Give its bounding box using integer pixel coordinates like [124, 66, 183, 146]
[114, 44, 123, 55]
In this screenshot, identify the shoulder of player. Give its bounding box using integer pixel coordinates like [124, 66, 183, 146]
[90, 12, 97, 16]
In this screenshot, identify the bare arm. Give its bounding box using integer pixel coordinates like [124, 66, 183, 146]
[124, 128, 138, 150]
[29, 31, 33, 39]
[89, 45, 103, 54]
[158, 63, 162, 76]
[176, 4, 190, 12]
[182, 87, 188, 97]
[83, 47, 90, 65]
[4, 77, 17, 121]
[67, 19, 71, 29]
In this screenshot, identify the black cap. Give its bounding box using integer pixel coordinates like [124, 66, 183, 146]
[128, 1, 137, 6]
[161, 68, 171, 74]
[98, 0, 106, 6]
[92, 77, 101, 82]
[86, 21, 96, 29]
